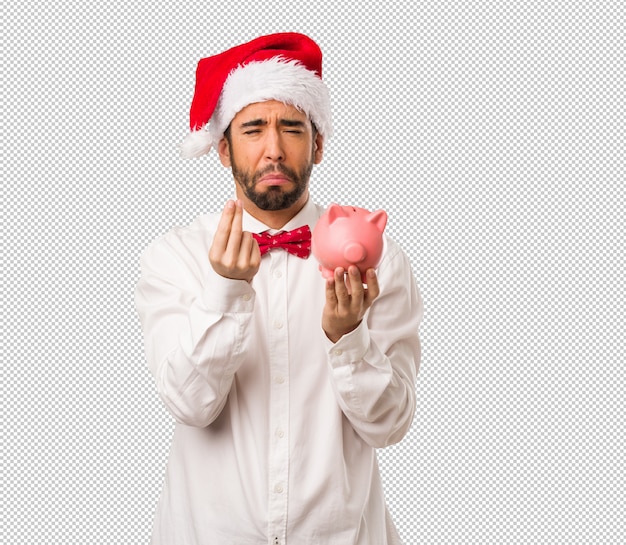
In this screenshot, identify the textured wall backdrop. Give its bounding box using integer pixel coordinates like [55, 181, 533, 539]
[4, 1, 624, 544]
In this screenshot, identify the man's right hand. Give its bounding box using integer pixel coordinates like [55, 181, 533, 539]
[209, 200, 261, 283]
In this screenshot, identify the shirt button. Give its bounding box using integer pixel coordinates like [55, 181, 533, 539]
[276, 428, 285, 438]
[273, 270, 282, 279]
[274, 320, 283, 329]
[274, 484, 283, 494]
[242, 293, 251, 302]
[274, 375, 285, 384]
[334, 349, 343, 356]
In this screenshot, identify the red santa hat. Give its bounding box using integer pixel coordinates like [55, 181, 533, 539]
[180, 32, 333, 158]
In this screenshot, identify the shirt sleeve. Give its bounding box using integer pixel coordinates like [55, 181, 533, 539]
[134, 228, 255, 427]
[325, 239, 423, 448]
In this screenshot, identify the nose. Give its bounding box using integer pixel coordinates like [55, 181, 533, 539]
[264, 128, 285, 162]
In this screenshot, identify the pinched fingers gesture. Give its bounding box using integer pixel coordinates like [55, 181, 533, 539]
[209, 200, 261, 282]
[322, 265, 380, 343]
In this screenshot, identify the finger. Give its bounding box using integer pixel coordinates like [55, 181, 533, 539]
[346, 266, 364, 300]
[212, 200, 236, 253]
[248, 235, 261, 267]
[225, 200, 244, 256]
[238, 231, 258, 267]
[325, 276, 338, 307]
[363, 268, 380, 305]
[333, 267, 349, 302]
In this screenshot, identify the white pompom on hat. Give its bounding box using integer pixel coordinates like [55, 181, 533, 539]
[180, 33, 333, 159]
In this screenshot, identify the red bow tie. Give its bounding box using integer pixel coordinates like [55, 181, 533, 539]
[252, 226, 312, 259]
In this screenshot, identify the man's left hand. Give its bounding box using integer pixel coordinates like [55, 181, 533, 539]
[322, 266, 380, 343]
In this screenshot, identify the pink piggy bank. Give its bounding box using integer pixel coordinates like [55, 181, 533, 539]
[312, 204, 388, 282]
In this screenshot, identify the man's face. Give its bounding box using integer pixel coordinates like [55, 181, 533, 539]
[218, 100, 324, 213]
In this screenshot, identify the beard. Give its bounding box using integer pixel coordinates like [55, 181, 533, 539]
[231, 158, 313, 211]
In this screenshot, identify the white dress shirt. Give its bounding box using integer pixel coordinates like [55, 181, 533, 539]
[135, 198, 422, 545]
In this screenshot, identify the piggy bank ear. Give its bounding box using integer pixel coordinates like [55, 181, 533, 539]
[366, 209, 388, 233]
[327, 203, 349, 224]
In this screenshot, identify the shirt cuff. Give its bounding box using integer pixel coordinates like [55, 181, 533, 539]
[325, 319, 370, 368]
[201, 273, 255, 314]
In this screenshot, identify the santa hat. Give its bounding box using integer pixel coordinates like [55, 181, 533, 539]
[180, 32, 333, 158]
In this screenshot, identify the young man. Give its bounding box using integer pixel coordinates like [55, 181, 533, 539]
[135, 33, 422, 545]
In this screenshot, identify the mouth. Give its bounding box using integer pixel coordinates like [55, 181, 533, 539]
[257, 172, 292, 187]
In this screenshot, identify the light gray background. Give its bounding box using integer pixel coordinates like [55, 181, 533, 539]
[4, 1, 624, 543]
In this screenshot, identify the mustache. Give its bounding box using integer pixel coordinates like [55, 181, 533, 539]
[254, 164, 298, 181]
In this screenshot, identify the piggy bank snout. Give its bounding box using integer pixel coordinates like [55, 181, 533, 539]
[343, 242, 367, 263]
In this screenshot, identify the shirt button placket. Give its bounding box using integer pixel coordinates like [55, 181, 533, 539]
[267, 252, 289, 542]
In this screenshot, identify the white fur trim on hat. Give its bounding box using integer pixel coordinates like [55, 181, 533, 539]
[180, 57, 332, 158]
[179, 128, 213, 159]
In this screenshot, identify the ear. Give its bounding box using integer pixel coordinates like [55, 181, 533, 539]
[313, 132, 324, 164]
[217, 137, 232, 167]
[366, 209, 388, 233]
[327, 203, 348, 224]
